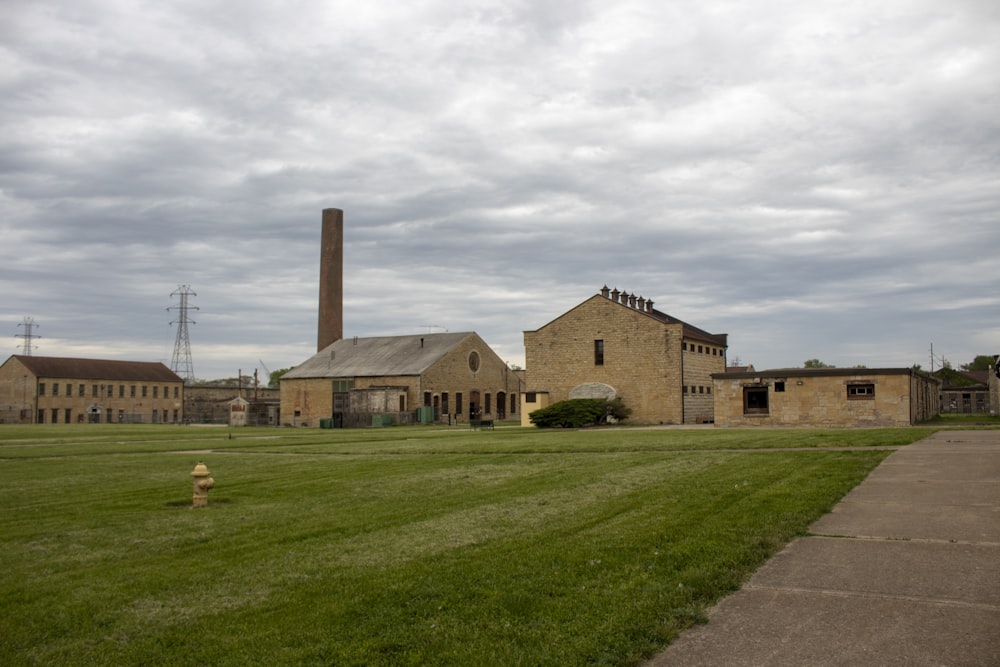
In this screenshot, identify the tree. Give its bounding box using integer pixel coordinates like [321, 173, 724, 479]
[960, 355, 995, 372]
[803, 359, 835, 368]
[268, 367, 294, 387]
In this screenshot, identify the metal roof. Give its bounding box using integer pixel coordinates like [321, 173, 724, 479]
[283, 332, 476, 379]
[8, 355, 183, 382]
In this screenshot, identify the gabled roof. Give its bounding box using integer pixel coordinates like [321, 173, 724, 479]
[527, 292, 728, 347]
[283, 332, 476, 379]
[7, 355, 182, 382]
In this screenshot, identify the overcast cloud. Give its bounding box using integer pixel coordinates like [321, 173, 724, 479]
[2, 0, 998, 381]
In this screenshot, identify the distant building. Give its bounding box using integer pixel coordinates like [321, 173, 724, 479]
[0, 355, 184, 424]
[280, 332, 521, 427]
[934, 368, 990, 414]
[523, 286, 728, 425]
[184, 384, 280, 425]
[712, 367, 940, 427]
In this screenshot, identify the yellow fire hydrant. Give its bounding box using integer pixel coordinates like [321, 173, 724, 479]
[191, 462, 215, 508]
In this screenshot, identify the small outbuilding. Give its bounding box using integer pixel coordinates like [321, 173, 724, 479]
[712, 367, 940, 428]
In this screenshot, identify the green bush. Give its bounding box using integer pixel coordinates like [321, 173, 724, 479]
[529, 398, 631, 428]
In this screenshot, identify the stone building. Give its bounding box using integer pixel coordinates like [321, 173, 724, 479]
[0, 355, 185, 424]
[522, 286, 729, 425]
[712, 367, 940, 427]
[280, 332, 521, 427]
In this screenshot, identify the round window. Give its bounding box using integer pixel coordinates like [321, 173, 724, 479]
[468, 351, 480, 372]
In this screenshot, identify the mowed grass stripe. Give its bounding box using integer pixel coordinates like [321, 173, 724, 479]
[0, 426, 915, 666]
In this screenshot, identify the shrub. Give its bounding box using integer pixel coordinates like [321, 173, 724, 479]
[529, 398, 631, 428]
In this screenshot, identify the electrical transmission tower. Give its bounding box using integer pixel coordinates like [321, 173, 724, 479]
[168, 285, 198, 382]
[15, 317, 40, 355]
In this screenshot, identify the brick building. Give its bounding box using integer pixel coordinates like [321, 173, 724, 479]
[0, 355, 185, 424]
[712, 367, 940, 427]
[523, 286, 728, 425]
[280, 332, 521, 427]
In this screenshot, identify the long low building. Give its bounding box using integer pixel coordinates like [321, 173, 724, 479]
[280, 332, 521, 427]
[712, 367, 941, 427]
[0, 355, 185, 424]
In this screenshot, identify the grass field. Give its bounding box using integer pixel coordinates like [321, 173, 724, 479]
[0, 424, 935, 666]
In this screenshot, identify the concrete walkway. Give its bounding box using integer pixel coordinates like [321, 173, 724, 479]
[645, 430, 1000, 667]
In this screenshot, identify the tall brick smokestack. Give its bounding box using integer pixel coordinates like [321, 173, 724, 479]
[317, 208, 344, 351]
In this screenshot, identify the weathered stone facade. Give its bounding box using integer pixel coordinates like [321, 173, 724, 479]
[712, 367, 941, 427]
[0, 355, 184, 424]
[280, 332, 521, 427]
[523, 288, 728, 425]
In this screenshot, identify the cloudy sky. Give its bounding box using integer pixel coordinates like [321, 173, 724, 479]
[3, 0, 998, 381]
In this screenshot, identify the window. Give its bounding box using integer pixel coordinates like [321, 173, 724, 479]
[525, 392, 536, 403]
[698, 345, 703, 353]
[485, 393, 492, 414]
[39, 383, 45, 396]
[64, 408, 72, 423]
[847, 383, 875, 400]
[594, 339, 604, 365]
[92, 385, 98, 397]
[153, 386, 159, 398]
[743, 386, 769, 415]
[456, 392, 463, 415]
[333, 379, 354, 392]
[130, 385, 136, 398]
[468, 351, 480, 372]
[66, 384, 71, 396]
[142, 386, 147, 398]
[78, 384, 85, 397]
[53, 383, 59, 396]
[119, 385, 125, 398]
[511, 394, 517, 413]
[174, 386, 179, 398]
[774, 382, 785, 392]
[441, 392, 449, 415]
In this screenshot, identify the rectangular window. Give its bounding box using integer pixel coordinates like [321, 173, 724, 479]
[511, 394, 517, 413]
[66, 384, 71, 396]
[174, 386, 179, 398]
[456, 392, 463, 415]
[153, 386, 159, 398]
[698, 345, 703, 353]
[743, 386, 769, 415]
[65, 408, 72, 423]
[79, 384, 85, 397]
[142, 386, 147, 398]
[53, 383, 59, 396]
[441, 392, 449, 415]
[333, 379, 354, 392]
[594, 339, 604, 365]
[119, 385, 125, 398]
[847, 383, 875, 400]
[51, 408, 59, 423]
[39, 383, 45, 396]
[130, 385, 136, 398]
[92, 385, 98, 397]
[774, 381, 785, 392]
[525, 392, 536, 403]
[485, 393, 492, 414]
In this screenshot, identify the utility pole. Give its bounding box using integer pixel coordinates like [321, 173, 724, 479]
[15, 317, 40, 355]
[168, 286, 198, 383]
